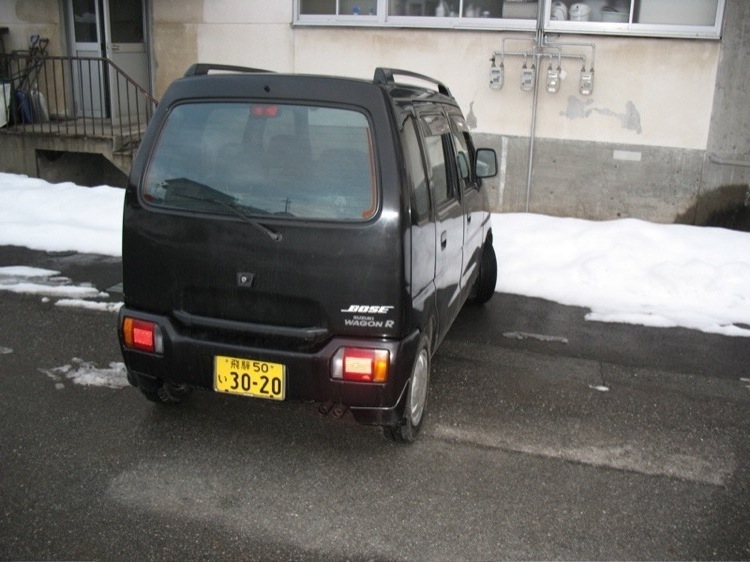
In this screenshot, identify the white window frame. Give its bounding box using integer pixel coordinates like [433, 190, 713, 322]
[294, 0, 725, 39]
[293, 0, 537, 31]
[543, 0, 725, 39]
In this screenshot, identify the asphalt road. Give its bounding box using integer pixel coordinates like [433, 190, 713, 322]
[1, 247, 749, 561]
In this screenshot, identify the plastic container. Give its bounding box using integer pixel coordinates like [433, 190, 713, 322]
[569, 3, 591, 21]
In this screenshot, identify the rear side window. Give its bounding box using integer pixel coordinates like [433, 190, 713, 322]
[402, 118, 430, 223]
[449, 114, 476, 186]
[421, 114, 454, 208]
[143, 103, 377, 221]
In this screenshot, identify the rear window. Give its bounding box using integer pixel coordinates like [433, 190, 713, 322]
[142, 102, 377, 221]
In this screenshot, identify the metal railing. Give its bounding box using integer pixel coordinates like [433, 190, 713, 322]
[1, 51, 157, 157]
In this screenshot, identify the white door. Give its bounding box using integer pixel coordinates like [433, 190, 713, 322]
[70, 0, 106, 118]
[101, 0, 149, 125]
[67, 0, 149, 122]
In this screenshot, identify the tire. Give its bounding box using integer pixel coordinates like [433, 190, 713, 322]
[132, 372, 192, 405]
[471, 240, 497, 305]
[384, 334, 431, 443]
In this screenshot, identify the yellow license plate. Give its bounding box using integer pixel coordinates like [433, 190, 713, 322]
[214, 355, 286, 400]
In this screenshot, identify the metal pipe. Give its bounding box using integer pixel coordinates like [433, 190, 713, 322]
[493, 49, 586, 66]
[524, 1, 545, 212]
[525, 57, 541, 212]
[543, 38, 597, 69]
[709, 154, 750, 168]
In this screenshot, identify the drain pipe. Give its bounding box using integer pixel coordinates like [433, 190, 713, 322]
[524, 2, 546, 212]
[709, 154, 750, 168]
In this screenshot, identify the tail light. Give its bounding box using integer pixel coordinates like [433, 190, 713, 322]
[332, 347, 390, 383]
[122, 317, 163, 354]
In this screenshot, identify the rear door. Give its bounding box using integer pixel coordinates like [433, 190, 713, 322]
[417, 110, 465, 340]
[125, 93, 402, 343]
[447, 111, 485, 292]
[402, 116, 436, 322]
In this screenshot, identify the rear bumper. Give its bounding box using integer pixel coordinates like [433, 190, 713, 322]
[118, 307, 418, 425]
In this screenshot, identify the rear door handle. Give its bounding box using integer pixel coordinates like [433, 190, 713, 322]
[440, 230, 447, 249]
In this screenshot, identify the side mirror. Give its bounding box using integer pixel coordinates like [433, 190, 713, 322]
[475, 148, 498, 179]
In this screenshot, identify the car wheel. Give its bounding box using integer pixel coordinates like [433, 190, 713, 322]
[384, 334, 431, 443]
[132, 373, 192, 405]
[471, 240, 497, 304]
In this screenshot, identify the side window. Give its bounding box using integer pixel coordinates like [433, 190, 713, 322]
[402, 118, 430, 223]
[424, 135, 451, 208]
[453, 132, 470, 180]
[449, 114, 476, 188]
[421, 114, 455, 209]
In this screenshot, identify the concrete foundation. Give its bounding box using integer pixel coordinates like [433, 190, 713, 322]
[0, 133, 129, 186]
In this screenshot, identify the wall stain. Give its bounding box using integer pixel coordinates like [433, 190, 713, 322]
[466, 101, 478, 130]
[561, 97, 642, 134]
[561, 96, 594, 120]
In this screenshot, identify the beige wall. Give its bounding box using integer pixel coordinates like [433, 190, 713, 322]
[0, 1, 724, 153]
[0, 0, 730, 222]
[0, 0, 63, 53]
[152, 0, 294, 96]
[149, 0, 720, 151]
[292, 28, 719, 151]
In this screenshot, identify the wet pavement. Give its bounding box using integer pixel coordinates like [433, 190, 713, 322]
[1, 246, 748, 560]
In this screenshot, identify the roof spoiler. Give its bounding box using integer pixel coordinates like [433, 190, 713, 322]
[373, 67, 452, 97]
[184, 63, 275, 77]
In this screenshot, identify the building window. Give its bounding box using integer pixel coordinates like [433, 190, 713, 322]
[295, 0, 537, 29]
[295, 0, 724, 38]
[300, 0, 378, 15]
[546, 0, 724, 38]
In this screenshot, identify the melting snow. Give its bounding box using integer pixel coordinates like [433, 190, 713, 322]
[40, 358, 129, 389]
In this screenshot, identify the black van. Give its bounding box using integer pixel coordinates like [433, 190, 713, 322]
[118, 65, 498, 442]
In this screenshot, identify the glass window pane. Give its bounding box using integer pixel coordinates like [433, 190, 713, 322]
[424, 135, 452, 206]
[403, 119, 430, 222]
[463, 1, 502, 18]
[341, 0, 378, 14]
[300, 0, 337, 14]
[389, 0, 459, 17]
[109, 0, 144, 43]
[73, 0, 98, 43]
[389, 1, 509, 19]
[635, 0, 718, 25]
[500, 0, 538, 19]
[145, 103, 377, 221]
[548, 0, 631, 22]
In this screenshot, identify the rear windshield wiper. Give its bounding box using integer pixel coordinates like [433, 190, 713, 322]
[162, 178, 282, 241]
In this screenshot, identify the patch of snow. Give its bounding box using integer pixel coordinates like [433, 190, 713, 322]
[0, 265, 61, 278]
[55, 299, 123, 313]
[493, 214, 750, 337]
[0, 262, 117, 311]
[0, 281, 104, 299]
[0, 173, 123, 256]
[40, 357, 129, 389]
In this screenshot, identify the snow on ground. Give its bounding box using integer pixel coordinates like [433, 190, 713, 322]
[492, 214, 750, 337]
[1, 172, 750, 338]
[40, 358, 129, 390]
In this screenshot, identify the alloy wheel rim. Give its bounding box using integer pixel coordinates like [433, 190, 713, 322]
[409, 349, 429, 425]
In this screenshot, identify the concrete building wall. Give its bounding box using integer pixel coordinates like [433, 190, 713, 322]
[150, 0, 741, 223]
[696, 0, 750, 227]
[2, 0, 747, 225]
[0, 0, 63, 53]
[286, 27, 723, 221]
[151, 1, 294, 97]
